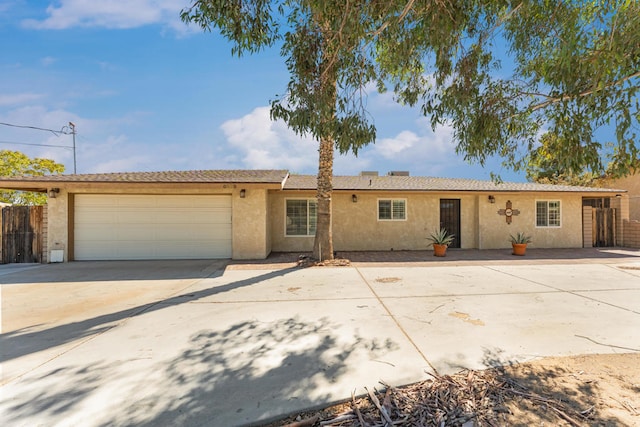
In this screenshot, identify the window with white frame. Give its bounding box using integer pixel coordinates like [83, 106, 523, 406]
[285, 199, 317, 236]
[378, 199, 406, 221]
[536, 200, 561, 227]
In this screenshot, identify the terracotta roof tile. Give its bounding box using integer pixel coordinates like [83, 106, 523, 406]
[283, 174, 624, 193]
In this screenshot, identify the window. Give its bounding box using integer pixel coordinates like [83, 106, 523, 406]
[286, 199, 317, 236]
[378, 199, 406, 221]
[536, 200, 561, 227]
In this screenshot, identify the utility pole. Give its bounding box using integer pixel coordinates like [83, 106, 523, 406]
[68, 122, 76, 174]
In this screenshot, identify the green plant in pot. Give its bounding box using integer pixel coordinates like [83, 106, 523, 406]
[510, 232, 532, 256]
[427, 228, 455, 257]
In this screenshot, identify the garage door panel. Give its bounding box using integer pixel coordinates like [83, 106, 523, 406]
[74, 195, 232, 260]
[161, 226, 230, 240]
[153, 241, 231, 258]
[74, 242, 119, 259]
[76, 195, 114, 207]
[74, 210, 118, 224]
[154, 211, 230, 224]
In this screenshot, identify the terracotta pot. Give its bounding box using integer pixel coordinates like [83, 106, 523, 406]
[512, 243, 527, 256]
[433, 244, 448, 257]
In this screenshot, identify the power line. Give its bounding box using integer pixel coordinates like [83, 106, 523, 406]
[0, 120, 77, 173]
[0, 140, 74, 149]
[0, 121, 73, 136]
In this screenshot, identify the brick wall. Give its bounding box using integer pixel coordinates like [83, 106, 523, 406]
[623, 220, 640, 248]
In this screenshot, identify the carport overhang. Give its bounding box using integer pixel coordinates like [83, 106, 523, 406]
[0, 180, 48, 192]
[0, 180, 286, 193]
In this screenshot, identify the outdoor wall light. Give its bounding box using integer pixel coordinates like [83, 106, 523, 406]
[48, 188, 60, 198]
[615, 194, 622, 198]
[488, 195, 495, 204]
[240, 189, 246, 198]
[352, 194, 358, 203]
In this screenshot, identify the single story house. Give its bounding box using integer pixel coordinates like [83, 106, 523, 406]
[0, 169, 630, 262]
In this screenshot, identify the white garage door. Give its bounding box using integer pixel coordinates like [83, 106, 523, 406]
[74, 194, 232, 260]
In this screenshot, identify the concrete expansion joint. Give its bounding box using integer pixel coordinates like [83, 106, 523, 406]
[384, 290, 565, 298]
[2, 320, 121, 387]
[484, 266, 640, 315]
[354, 266, 438, 375]
[187, 297, 380, 304]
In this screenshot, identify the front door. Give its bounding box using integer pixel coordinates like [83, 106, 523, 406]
[440, 199, 461, 248]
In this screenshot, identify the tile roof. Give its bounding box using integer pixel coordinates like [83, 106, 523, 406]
[0, 170, 289, 184]
[0, 169, 625, 193]
[283, 174, 624, 193]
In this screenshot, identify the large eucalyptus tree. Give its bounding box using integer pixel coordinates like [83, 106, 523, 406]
[182, 0, 639, 260]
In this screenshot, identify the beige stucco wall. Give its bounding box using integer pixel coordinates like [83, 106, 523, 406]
[231, 188, 271, 259]
[478, 193, 584, 249]
[270, 191, 587, 252]
[46, 191, 69, 261]
[271, 191, 480, 252]
[41, 184, 616, 260]
[44, 184, 272, 261]
[601, 173, 640, 221]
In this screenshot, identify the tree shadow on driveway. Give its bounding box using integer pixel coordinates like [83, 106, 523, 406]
[2, 315, 399, 427]
[1, 267, 298, 365]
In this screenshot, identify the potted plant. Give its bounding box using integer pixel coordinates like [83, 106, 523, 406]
[510, 232, 532, 256]
[427, 228, 455, 257]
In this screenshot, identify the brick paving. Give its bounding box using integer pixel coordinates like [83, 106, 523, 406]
[228, 247, 640, 269]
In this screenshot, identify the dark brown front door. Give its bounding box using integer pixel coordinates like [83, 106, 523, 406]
[440, 199, 461, 248]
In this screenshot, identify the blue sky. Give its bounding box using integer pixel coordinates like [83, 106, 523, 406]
[1, 0, 525, 181]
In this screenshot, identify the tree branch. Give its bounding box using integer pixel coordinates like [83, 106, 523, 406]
[529, 70, 640, 112]
[369, 0, 417, 39]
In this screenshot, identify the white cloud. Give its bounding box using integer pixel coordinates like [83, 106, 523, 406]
[218, 105, 465, 177]
[22, 0, 189, 30]
[373, 119, 455, 163]
[92, 156, 148, 173]
[375, 130, 420, 158]
[221, 106, 319, 172]
[361, 82, 400, 111]
[41, 56, 57, 66]
[327, 118, 465, 177]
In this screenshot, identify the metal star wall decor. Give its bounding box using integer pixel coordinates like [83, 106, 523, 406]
[497, 200, 520, 224]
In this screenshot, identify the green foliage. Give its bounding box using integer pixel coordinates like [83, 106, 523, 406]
[525, 133, 600, 186]
[183, 1, 639, 178]
[182, 0, 471, 155]
[510, 232, 532, 244]
[422, 0, 640, 179]
[0, 150, 65, 205]
[427, 228, 455, 247]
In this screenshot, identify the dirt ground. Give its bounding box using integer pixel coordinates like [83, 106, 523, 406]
[262, 353, 640, 426]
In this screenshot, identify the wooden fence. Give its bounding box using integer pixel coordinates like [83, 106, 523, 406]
[592, 208, 616, 247]
[1, 206, 44, 263]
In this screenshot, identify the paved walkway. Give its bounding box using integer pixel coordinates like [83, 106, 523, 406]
[233, 247, 640, 268]
[1, 249, 639, 426]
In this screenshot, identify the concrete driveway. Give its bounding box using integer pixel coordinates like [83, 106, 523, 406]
[1, 252, 640, 426]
